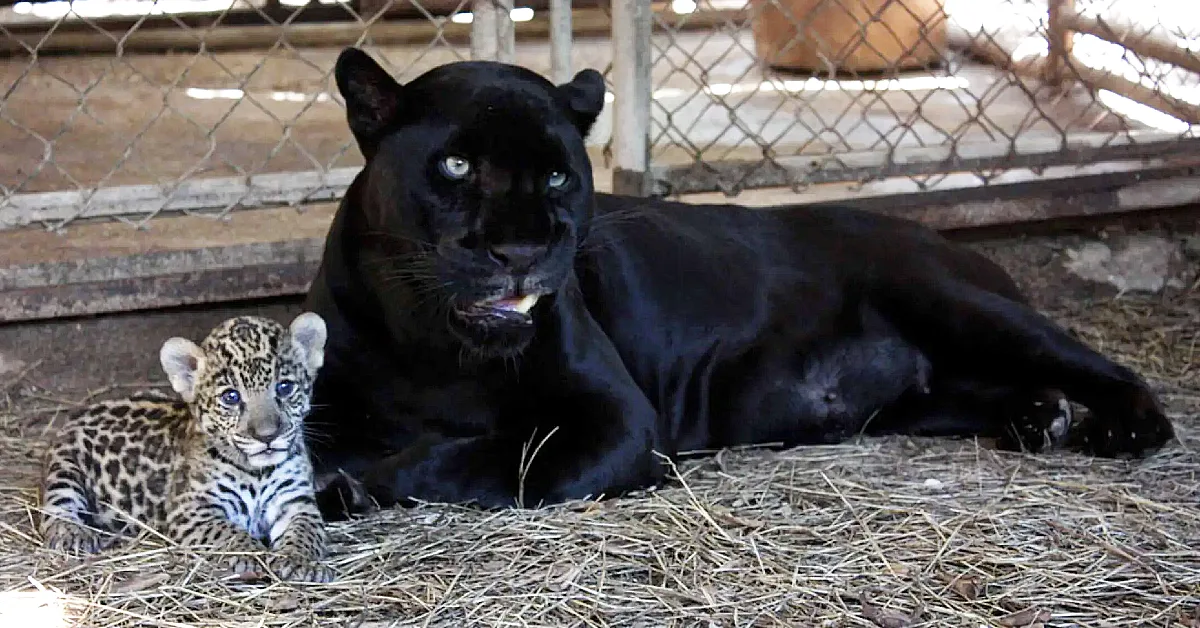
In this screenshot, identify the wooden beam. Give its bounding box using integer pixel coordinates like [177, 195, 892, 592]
[951, 14, 1200, 125]
[8, 129, 1197, 228]
[676, 157, 1199, 208]
[1045, 0, 1076, 87]
[0, 204, 332, 322]
[0, 6, 746, 56]
[6, 162, 1200, 323]
[653, 129, 1200, 195]
[1059, 12, 1200, 77]
[1069, 63, 1200, 124]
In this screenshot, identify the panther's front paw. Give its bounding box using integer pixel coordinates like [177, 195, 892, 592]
[1081, 384, 1174, 458]
[997, 389, 1073, 454]
[315, 469, 376, 521]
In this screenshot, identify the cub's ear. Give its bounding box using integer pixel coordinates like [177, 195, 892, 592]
[334, 47, 404, 159]
[160, 338, 205, 403]
[557, 68, 606, 139]
[288, 312, 328, 375]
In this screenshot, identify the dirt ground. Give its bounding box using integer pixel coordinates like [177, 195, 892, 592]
[0, 226, 1197, 627]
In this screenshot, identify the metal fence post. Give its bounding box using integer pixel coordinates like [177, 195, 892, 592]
[610, 0, 653, 197]
[549, 0, 574, 84]
[471, 0, 516, 63]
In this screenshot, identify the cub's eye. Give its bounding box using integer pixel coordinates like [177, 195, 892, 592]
[275, 380, 297, 399]
[547, 171, 569, 190]
[218, 389, 242, 407]
[439, 155, 471, 180]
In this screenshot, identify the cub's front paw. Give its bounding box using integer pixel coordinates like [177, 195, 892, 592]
[267, 554, 336, 583]
[211, 538, 269, 579]
[41, 520, 108, 555]
[1082, 383, 1175, 458]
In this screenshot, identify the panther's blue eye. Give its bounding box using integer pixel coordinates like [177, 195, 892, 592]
[219, 389, 241, 406]
[275, 380, 297, 399]
[439, 155, 471, 180]
[547, 171, 569, 189]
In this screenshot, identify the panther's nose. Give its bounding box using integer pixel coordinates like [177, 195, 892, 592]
[487, 243, 544, 270]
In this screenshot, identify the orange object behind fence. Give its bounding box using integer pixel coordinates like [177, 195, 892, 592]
[750, 0, 949, 74]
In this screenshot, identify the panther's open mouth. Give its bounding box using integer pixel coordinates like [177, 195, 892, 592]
[455, 293, 541, 326]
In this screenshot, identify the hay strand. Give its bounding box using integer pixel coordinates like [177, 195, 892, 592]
[0, 288, 1197, 627]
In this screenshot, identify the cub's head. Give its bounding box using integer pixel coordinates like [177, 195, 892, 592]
[159, 313, 327, 469]
[333, 47, 606, 359]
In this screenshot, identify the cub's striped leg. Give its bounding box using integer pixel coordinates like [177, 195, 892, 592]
[39, 450, 108, 554]
[266, 507, 333, 583]
[263, 466, 333, 582]
[165, 499, 266, 577]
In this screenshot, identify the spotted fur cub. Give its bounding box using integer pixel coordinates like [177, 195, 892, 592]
[38, 313, 333, 582]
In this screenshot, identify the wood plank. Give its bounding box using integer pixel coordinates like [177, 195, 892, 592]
[1060, 12, 1200, 77]
[0, 6, 742, 56]
[6, 161, 1200, 323]
[1068, 64, 1200, 125]
[654, 128, 1200, 195]
[1046, 0, 1077, 87]
[678, 157, 1200, 207]
[0, 204, 332, 321]
[0, 204, 335, 286]
[8, 130, 1195, 229]
[2, 252, 322, 322]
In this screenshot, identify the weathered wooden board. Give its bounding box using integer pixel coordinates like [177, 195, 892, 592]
[0, 205, 333, 322]
[6, 160, 1200, 324]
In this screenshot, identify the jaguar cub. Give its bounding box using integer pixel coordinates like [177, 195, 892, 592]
[38, 312, 334, 582]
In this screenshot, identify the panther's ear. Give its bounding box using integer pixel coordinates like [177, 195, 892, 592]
[334, 47, 404, 159]
[288, 312, 328, 375]
[160, 337, 205, 403]
[557, 69, 606, 139]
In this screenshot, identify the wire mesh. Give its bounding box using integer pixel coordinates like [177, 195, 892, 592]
[1, 0, 1199, 232]
[0, 0, 479, 231]
[645, 0, 1200, 197]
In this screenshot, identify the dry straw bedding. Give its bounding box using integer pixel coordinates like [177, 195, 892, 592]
[0, 292, 1197, 627]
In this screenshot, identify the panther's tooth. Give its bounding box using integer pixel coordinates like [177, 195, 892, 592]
[511, 294, 539, 314]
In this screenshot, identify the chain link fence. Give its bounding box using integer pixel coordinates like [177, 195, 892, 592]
[622, 0, 1200, 198]
[2, 0, 1200, 303]
[0, 0, 505, 231]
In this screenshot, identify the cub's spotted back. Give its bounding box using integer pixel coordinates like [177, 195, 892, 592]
[38, 313, 334, 582]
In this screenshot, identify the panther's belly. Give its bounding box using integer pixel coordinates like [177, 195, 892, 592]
[708, 333, 933, 450]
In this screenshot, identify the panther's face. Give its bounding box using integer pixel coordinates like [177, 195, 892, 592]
[334, 49, 607, 359]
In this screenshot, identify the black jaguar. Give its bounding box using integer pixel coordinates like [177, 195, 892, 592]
[303, 47, 1175, 517]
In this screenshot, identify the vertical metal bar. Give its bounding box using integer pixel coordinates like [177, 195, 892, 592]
[550, 0, 573, 84]
[471, 0, 514, 62]
[496, 0, 515, 63]
[471, 0, 500, 60]
[1045, 0, 1076, 87]
[610, 0, 653, 197]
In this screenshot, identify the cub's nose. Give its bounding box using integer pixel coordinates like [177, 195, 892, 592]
[487, 243, 544, 269]
[248, 419, 282, 444]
